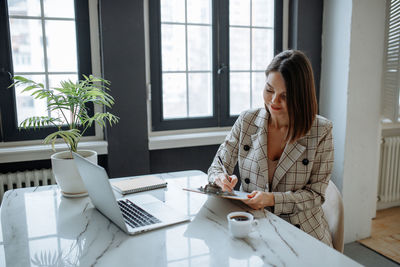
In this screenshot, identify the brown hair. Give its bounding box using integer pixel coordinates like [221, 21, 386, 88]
[265, 50, 318, 143]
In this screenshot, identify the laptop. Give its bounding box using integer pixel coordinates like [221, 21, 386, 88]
[73, 152, 190, 235]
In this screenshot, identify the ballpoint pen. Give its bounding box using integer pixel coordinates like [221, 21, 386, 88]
[217, 156, 231, 182]
[218, 156, 252, 199]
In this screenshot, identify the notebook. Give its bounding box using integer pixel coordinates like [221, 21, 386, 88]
[111, 175, 167, 195]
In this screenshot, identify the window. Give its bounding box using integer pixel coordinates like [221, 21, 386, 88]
[0, 0, 92, 142]
[150, 0, 282, 131]
[382, 0, 400, 123]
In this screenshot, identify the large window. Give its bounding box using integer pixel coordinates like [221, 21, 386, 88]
[150, 0, 282, 131]
[0, 0, 92, 142]
[382, 0, 400, 123]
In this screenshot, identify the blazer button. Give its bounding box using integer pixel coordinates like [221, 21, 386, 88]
[244, 178, 250, 184]
[302, 158, 309, 165]
[244, 145, 250, 151]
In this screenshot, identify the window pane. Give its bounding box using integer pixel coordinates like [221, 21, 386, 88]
[43, 0, 75, 18]
[252, 28, 274, 70]
[161, 0, 185, 23]
[398, 94, 400, 121]
[46, 20, 78, 72]
[189, 73, 212, 117]
[14, 75, 47, 125]
[230, 72, 250, 115]
[230, 27, 250, 70]
[8, 0, 41, 17]
[229, 0, 250, 26]
[252, 72, 265, 109]
[187, 0, 211, 24]
[9, 18, 45, 72]
[252, 0, 274, 27]
[163, 73, 187, 119]
[48, 74, 78, 88]
[49, 74, 78, 125]
[188, 25, 212, 71]
[161, 24, 186, 71]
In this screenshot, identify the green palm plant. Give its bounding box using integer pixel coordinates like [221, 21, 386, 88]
[10, 74, 119, 154]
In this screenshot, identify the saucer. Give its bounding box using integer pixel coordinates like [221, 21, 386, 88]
[61, 191, 88, 198]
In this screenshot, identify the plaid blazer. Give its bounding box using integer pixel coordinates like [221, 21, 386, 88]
[208, 108, 334, 246]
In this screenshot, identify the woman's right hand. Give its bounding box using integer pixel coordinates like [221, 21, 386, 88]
[214, 173, 238, 192]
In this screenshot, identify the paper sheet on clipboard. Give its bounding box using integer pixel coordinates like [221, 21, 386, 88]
[183, 187, 249, 200]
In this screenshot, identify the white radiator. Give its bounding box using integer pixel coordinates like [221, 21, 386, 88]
[0, 169, 56, 203]
[378, 136, 400, 209]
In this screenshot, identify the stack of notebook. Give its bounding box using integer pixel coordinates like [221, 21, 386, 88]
[111, 175, 167, 195]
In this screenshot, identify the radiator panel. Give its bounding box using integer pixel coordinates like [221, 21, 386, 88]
[379, 136, 400, 206]
[0, 169, 56, 203]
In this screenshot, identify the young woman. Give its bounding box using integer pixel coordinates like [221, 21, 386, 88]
[208, 50, 334, 246]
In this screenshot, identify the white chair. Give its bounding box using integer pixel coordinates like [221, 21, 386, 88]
[322, 180, 344, 252]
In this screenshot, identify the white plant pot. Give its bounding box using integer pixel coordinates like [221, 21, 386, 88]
[51, 150, 97, 197]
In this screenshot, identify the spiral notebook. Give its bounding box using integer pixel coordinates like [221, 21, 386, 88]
[111, 175, 167, 195]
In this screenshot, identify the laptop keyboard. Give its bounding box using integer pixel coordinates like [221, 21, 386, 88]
[118, 199, 161, 228]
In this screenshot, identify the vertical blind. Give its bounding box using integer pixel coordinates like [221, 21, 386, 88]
[382, 0, 400, 122]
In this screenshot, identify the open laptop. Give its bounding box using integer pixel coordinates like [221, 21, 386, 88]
[73, 152, 190, 235]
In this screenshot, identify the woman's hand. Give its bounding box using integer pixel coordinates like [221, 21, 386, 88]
[214, 174, 238, 192]
[241, 191, 275, 210]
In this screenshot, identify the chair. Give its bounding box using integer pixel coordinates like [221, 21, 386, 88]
[322, 180, 344, 252]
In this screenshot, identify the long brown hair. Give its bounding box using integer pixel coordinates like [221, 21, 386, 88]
[265, 50, 318, 143]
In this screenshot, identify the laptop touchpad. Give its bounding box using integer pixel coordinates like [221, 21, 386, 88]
[124, 193, 162, 205]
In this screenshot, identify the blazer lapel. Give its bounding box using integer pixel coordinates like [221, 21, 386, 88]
[250, 109, 269, 189]
[251, 128, 269, 188]
[271, 140, 306, 191]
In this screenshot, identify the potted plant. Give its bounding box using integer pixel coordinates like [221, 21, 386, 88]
[10, 74, 119, 197]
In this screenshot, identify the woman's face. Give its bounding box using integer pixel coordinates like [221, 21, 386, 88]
[263, 71, 289, 123]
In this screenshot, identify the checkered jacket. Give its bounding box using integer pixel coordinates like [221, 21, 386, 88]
[208, 108, 334, 246]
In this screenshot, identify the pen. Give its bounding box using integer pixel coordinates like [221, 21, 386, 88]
[217, 156, 231, 182]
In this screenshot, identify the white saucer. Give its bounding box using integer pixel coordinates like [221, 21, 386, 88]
[61, 191, 88, 198]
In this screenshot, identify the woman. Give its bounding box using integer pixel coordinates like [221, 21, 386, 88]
[208, 50, 334, 246]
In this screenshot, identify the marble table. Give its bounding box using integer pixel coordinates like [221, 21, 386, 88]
[0, 170, 360, 267]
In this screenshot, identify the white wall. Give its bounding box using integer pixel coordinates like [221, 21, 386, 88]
[320, 0, 352, 192]
[320, 0, 386, 243]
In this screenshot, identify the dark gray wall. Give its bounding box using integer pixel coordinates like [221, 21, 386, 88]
[289, 0, 324, 102]
[150, 145, 220, 174]
[99, 0, 150, 177]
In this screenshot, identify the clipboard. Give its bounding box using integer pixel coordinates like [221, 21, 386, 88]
[183, 182, 249, 200]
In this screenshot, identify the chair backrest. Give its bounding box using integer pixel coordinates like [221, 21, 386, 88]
[322, 180, 344, 252]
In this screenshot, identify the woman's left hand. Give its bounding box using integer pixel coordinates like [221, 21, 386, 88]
[241, 191, 275, 210]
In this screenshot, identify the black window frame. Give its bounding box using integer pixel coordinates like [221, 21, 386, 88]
[0, 0, 93, 142]
[149, 0, 283, 131]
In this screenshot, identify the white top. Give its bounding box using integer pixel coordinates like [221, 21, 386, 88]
[0, 170, 360, 267]
[267, 157, 279, 185]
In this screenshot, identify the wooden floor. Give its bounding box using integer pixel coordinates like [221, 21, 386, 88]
[358, 206, 400, 264]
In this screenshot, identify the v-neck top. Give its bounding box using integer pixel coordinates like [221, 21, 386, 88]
[267, 157, 279, 186]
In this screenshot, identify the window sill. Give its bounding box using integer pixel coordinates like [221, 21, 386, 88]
[0, 141, 108, 164]
[381, 120, 400, 129]
[381, 120, 400, 137]
[148, 130, 229, 150]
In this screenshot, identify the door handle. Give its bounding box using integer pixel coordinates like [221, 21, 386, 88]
[0, 68, 12, 79]
[217, 64, 228, 75]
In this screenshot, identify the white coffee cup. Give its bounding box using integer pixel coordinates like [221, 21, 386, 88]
[227, 211, 258, 238]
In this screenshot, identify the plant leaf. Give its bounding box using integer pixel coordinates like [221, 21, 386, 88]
[82, 112, 119, 128]
[44, 129, 81, 152]
[19, 116, 61, 130]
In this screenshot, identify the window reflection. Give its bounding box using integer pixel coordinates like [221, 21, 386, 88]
[165, 175, 211, 266]
[25, 191, 57, 238]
